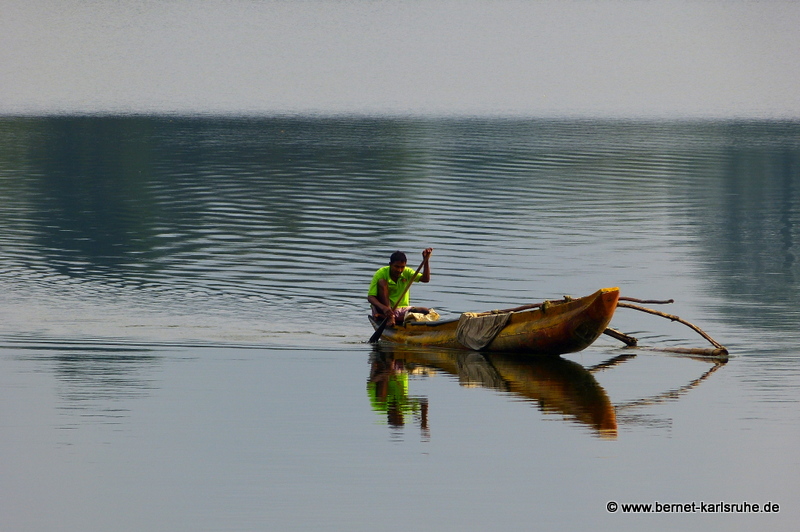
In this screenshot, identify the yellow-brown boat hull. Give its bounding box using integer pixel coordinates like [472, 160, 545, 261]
[370, 287, 620, 355]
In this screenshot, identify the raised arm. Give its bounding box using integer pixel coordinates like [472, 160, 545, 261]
[420, 248, 432, 283]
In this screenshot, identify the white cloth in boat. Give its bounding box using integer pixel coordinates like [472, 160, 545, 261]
[456, 311, 512, 350]
[403, 308, 440, 323]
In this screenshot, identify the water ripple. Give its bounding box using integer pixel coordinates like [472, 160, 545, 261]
[1, 117, 799, 355]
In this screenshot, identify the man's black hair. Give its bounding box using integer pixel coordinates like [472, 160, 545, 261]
[389, 250, 407, 264]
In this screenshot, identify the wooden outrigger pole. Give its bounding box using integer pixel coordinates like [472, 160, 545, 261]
[603, 297, 728, 359]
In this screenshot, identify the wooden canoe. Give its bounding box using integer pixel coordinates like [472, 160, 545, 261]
[369, 287, 620, 355]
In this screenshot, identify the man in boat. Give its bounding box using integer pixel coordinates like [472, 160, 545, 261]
[367, 248, 433, 326]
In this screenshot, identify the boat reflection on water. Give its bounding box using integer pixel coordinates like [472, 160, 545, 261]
[368, 345, 726, 440]
[368, 345, 619, 439]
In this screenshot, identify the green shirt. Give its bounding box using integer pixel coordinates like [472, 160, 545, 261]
[368, 266, 422, 308]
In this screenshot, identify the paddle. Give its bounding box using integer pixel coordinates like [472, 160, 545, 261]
[368, 254, 429, 343]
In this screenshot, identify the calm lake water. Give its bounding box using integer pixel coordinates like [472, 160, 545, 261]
[1, 116, 799, 531]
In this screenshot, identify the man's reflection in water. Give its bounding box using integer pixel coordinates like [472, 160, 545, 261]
[367, 352, 429, 441]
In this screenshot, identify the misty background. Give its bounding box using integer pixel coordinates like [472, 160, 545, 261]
[2, 0, 799, 118]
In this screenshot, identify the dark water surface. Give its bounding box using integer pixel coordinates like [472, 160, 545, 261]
[1, 117, 799, 531]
